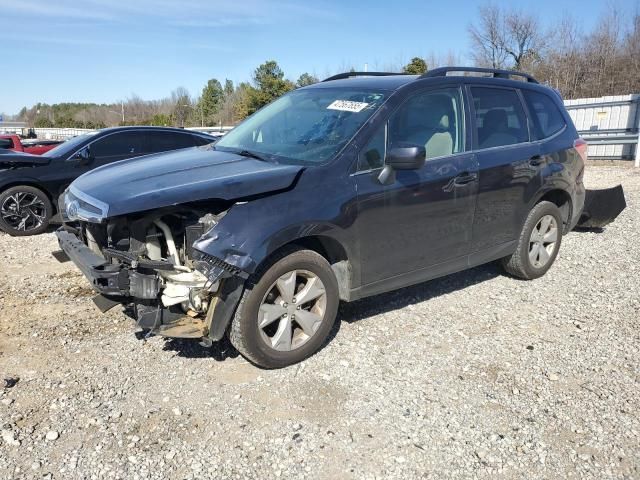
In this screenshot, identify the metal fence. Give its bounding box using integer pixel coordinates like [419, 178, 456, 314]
[31, 127, 96, 140]
[564, 94, 640, 167]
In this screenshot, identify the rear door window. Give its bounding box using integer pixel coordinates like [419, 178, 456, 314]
[522, 90, 566, 140]
[471, 87, 529, 149]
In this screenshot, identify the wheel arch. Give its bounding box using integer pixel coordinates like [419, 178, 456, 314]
[529, 188, 572, 233]
[258, 234, 353, 301]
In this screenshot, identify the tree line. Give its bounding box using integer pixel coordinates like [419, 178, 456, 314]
[468, 5, 639, 98]
[17, 62, 318, 130]
[15, 58, 431, 129]
[14, 3, 639, 128]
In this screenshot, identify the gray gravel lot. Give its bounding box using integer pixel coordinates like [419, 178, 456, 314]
[0, 165, 638, 479]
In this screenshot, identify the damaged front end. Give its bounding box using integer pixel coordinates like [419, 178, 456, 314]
[56, 204, 246, 343]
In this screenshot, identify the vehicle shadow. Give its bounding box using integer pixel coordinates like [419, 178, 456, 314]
[142, 262, 501, 363]
[136, 331, 241, 361]
[572, 226, 605, 234]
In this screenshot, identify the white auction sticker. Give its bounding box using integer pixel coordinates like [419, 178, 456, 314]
[327, 100, 369, 113]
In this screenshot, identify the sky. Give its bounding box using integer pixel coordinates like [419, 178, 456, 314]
[0, 0, 637, 115]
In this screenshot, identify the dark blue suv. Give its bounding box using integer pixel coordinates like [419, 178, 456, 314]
[57, 67, 596, 368]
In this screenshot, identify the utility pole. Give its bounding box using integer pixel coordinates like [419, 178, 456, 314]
[121, 101, 125, 124]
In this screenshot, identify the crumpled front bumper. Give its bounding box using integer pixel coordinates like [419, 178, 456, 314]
[55, 229, 159, 299]
[55, 228, 245, 341]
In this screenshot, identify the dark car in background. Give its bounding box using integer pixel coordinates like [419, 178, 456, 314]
[56, 67, 624, 368]
[0, 126, 217, 235]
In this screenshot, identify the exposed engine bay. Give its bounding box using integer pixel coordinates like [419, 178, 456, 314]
[58, 204, 246, 342]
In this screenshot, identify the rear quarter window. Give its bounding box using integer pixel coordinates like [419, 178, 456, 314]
[523, 90, 567, 140]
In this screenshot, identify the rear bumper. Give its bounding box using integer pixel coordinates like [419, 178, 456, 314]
[55, 229, 159, 298]
[569, 182, 586, 231]
[576, 185, 627, 228]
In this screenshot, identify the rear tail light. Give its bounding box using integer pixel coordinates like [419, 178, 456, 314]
[574, 138, 588, 163]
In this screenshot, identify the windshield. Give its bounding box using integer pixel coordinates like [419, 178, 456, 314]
[216, 88, 387, 165]
[42, 131, 100, 158]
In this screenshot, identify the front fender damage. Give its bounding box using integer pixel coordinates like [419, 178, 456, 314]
[192, 220, 259, 276]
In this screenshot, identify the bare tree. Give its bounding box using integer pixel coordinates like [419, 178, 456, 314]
[468, 5, 509, 68]
[170, 87, 192, 127]
[469, 5, 544, 70]
[504, 10, 544, 69]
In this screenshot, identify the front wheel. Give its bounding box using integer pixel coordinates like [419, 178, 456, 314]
[0, 186, 52, 236]
[229, 247, 339, 369]
[501, 201, 563, 280]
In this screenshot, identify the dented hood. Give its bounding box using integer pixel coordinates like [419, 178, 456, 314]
[71, 147, 303, 217]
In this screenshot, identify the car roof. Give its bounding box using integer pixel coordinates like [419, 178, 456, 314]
[306, 69, 559, 97]
[305, 74, 419, 91]
[97, 126, 216, 137]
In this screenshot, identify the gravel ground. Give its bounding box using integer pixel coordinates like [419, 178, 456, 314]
[0, 165, 638, 480]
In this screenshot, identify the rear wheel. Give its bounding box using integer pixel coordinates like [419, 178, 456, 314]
[0, 186, 52, 236]
[501, 201, 562, 280]
[229, 247, 339, 369]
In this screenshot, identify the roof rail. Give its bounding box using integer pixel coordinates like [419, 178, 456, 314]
[420, 66, 539, 84]
[322, 72, 407, 82]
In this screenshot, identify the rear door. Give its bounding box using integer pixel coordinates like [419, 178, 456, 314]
[469, 86, 541, 252]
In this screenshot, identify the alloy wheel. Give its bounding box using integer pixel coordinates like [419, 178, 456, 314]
[258, 269, 327, 351]
[1, 192, 47, 232]
[529, 214, 558, 268]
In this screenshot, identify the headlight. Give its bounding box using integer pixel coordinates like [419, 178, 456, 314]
[64, 186, 109, 223]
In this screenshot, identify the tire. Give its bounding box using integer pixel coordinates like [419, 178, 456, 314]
[501, 201, 563, 280]
[229, 247, 340, 369]
[0, 186, 53, 236]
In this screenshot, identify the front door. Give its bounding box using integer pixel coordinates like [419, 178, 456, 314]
[354, 86, 478, 286]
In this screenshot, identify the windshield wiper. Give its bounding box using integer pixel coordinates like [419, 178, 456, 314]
[234, 149, 273, 162]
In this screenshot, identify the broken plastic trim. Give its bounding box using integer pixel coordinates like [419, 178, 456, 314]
[191, 250, 249, 282]
[576, 185, 627, 229]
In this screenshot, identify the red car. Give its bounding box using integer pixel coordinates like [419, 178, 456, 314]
[0, 134, 63, 155]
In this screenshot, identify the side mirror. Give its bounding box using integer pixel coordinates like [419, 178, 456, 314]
[377, 145, 426, 185]
[73, 147, 93, 165]
[386, 145, 426, 170]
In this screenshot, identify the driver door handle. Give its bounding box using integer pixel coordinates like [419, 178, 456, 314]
[453, 172, 478, 186]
